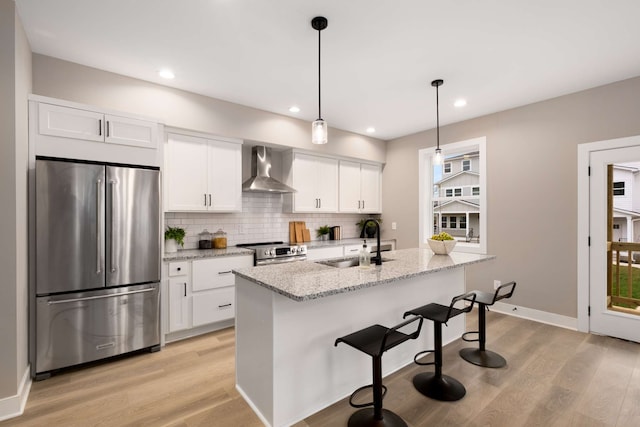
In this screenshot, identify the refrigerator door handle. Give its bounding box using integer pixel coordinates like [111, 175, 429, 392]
[47, 287, 156, 305]
[96, 179, 103, 274]
[109, 179, 117, 273]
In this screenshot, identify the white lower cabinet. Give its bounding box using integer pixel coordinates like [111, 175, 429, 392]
[192, 286, 235, 326]
[165, 254, 252, 339]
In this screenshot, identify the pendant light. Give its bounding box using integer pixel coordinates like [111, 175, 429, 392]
[432, 79, 444, 165]
[311, 16, 328, 145]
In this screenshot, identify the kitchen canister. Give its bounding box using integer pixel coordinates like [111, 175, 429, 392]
[198, 229, 213, 249]
[213, 228, 227, 249]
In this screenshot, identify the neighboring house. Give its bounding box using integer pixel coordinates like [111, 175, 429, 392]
[433, 152, 480, 240]
[612, 163, 640, 243]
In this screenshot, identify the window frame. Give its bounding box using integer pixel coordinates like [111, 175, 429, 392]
[419, 137, 487, 254]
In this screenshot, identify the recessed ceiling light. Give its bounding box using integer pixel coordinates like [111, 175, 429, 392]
[289, 106, 300, 113]
[366, 127, 376, 133]
[158, 69, 175, 79]
[454, 99, 467, 107]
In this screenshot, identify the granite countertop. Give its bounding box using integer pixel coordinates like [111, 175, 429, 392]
[163, 247, 254, 261]
[233, 248, 495, 301]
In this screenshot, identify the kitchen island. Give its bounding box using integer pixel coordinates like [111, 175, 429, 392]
[233, 248, 494, 427]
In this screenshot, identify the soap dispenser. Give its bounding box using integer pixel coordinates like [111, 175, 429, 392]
[359, 239, 371, 269]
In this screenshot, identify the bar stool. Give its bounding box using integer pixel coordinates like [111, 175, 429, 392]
[335, 316, 424, 427]
[403, 292, 477, 402]
[459, 281, 517, 368]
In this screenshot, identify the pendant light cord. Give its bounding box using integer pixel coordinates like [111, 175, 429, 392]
[435, 83, 440, 150]
[318, 27, 322, 120]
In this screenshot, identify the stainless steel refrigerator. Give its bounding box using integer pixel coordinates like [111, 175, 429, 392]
[33, 157, 161, 379]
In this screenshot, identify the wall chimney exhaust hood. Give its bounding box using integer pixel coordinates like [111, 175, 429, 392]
[242, 146, 296, 193]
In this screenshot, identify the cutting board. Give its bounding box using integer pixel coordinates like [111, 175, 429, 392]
[289, 222, 296, 243]
[302, 228, 311, 242]
[295, 222, 304, 243]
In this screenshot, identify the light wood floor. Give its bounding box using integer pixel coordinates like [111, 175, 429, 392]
[4, 310, 640, 427]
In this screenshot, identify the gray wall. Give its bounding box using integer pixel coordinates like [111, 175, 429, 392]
[32, 55, 386, 164]
[0, 0, 31, 401]
[383, 76, 640, 318]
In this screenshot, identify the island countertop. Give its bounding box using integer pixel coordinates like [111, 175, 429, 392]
[233, 248, 495, 301]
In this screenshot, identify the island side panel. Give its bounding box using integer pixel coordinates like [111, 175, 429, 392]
[235, 277, 275, 425]
[270, 267, 465, 427]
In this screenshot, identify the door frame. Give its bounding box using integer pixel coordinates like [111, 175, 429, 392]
[577, 134, 640, 333]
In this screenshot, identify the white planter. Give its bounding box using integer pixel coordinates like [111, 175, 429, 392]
[165, 239, 178, 253]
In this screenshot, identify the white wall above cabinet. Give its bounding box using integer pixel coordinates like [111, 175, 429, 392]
[339, 160, 382, 213]
[282, 151, 339, 213]
[165, 131, 242, 212]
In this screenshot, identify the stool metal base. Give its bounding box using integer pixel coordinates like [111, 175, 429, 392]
[412, 372, 466, 401]
[459, 348, 507, 368]
[347, 408, 408, 427]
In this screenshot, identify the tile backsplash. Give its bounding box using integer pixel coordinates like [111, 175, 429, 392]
[165, 192, 378, 249]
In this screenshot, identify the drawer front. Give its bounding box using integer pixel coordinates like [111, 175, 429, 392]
[192, 255, 252, 291]
[343, 244, 362, 257]
[192, 286, 235, 326]
[168, 261, 189, 277]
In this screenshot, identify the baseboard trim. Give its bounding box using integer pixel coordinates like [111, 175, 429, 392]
[0, 365, 32, 422]
[491, 301, 577, 330]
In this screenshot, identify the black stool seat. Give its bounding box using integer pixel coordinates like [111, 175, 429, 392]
[403, 292, 476, 402]
[460, 281, 517, 368]
[335, 316, 423, 427]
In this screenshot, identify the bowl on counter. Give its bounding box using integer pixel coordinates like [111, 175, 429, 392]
[427, 238, 457, 255]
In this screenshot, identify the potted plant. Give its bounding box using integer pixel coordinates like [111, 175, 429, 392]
[165, 226, 186, 253]
[316, 225, 331, 241]
[356, 218, 382, 238]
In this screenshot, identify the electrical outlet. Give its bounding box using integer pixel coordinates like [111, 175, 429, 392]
[493, 280, 501, 290]
[391, 222, 397, 230]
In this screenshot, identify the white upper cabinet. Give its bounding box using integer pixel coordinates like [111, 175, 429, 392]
[284, 152, 338, 212]
[339, 160, 382, 213]
[38, 103, 157, 149]
[166, 132, 242, 212]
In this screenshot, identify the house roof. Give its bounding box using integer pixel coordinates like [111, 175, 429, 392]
[435, 170, 479, 185]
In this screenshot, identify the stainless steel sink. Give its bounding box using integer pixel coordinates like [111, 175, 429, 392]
[317, 257, 392, 268]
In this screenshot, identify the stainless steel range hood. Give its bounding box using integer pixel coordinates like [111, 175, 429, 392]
[242, 146, 296, 193]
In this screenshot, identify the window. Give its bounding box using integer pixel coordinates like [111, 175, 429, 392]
[419, 137, 487, 254]
[613, 224, 620, 229]
[613, 181, 625, 196]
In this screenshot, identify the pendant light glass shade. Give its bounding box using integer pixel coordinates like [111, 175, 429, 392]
[434, 148, 443, 165]
[312, 119, 328, 145]
[311, 16, 328, 145]
[432, 79, 444, 165]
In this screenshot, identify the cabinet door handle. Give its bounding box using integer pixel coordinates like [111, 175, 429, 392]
[177, 267, 181, 271]
[358, 200, 361, 209]
[184, 283, 187, 297]
[318, 198, 321, 209]
[218, 271, 232, 275]
[204, 194, 207, 206]
[218, 303, 232, 309]
[209, 194, 212, 206]
[106, 121, 110, 137]
[98, 119, 102, 136]
[362, 200, 365, 210]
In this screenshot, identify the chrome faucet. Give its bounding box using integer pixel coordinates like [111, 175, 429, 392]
[359, 218, 382, 266]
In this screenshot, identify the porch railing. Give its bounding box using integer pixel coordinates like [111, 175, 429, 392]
[609, 241, 640, 314]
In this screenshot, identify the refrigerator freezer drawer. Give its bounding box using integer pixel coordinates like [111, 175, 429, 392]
[35, 283, 160, 374]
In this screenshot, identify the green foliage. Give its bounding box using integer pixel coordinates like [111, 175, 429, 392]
[356, 218, 382, 230]
[316, 225, 331, 237]
[165, 226, 186, 247]
[431, 231, 454, 241]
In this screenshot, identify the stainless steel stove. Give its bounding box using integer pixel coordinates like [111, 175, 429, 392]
[236, 241, 307, 266]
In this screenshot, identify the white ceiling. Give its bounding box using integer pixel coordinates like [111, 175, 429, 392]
[16, 0, 640, 141]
